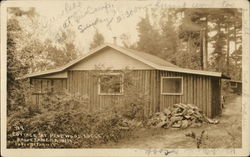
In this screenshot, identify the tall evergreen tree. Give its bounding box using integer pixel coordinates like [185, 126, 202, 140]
[89, 30, 105, 50]
[159, 10, 178, 63]
[7, 8, 35, 114]
[136, 10, 162, 56]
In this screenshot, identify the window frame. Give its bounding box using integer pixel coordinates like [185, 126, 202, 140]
[161, 76, 183, 95]
[31, 78, 66, 95]
[230, 82, 237, 88]
[98, 73, 124, 96]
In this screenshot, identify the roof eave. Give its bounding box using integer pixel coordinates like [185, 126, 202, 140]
[157, 66, 223, 77]
[221, 74, 231, 79]
[23, 43, 226, 79]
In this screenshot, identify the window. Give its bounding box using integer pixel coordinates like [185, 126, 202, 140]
[161, 77, 183, 95]
[32, 79, 42, 94]
[32, 79, 51, 94]
[32, 79, 66, 94]
[98, 73, 123, 95]
[230, 82, 237, 88]
[52, 79, 65, 93]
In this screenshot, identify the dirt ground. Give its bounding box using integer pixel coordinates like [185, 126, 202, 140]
[99, 95, 242, 148]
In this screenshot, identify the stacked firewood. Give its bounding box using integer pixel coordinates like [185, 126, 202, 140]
[147, 103, 219, 129]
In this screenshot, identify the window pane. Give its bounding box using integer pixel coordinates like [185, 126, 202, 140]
[52, 80, 64, 92]
[100, 74, 122, 94]
[230, 82, 237, 87]
[162, 78, 182, 94]
[33, 79, 42, 93]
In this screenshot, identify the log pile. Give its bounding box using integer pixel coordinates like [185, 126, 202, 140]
[147, 103, 219, 129]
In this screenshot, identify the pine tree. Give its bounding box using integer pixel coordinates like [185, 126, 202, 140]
[89, 30, 105, 50]
[159, 10, 178, 63]
[136, 10, 162, 56]
[7, 8, 35, 114]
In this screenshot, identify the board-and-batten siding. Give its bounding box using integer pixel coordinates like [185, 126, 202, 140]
[158, 71, 215, 117]
[67, 70, 221, 117]
[211, 77, 222, 117]
[67, 70, 160, 115]
[31, 78, 67, 105]
[31, 70, 221, 118]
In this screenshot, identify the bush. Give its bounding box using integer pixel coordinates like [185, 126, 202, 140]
[7, 90, 134, 148]
[7, 68, 150, 148]
[119, 85, 150, 121]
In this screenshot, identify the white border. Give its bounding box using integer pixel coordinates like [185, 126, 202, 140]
[1, 0, 249, 156]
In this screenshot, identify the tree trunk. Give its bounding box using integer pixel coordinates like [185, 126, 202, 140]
[200, 30, 203, 70]
[202, 28, 207, 70]
[204, 16, 208, 70]
[234, 21, 237, 51]
[226, 23, 230, 75]
[217, 21, 222, 72]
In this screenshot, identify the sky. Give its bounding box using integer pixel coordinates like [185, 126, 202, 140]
[22, 1, 151, 54]
[14, 1, 238, 57]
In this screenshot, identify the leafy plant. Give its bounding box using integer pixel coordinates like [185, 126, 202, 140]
[185, 130, 208, 148]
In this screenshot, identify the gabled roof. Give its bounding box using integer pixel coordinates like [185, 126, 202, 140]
[25, 43, 224, 78]
[118, 46, 178, 68]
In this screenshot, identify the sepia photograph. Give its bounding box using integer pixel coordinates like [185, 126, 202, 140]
[1, 0, 249, 156]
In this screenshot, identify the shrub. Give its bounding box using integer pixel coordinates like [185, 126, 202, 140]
[119, 85, 150, 121]
[7, 67, 150, 148]
[7, 90, 135, 148]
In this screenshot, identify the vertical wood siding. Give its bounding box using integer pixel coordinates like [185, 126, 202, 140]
[31, 78, 67, 105]
[158, 71, 220, 117]
[211, 77, 222, 117]
[31, 70, 221, 117]
[67, 70, 160, 116]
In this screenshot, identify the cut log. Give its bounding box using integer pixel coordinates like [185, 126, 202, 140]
[172, 121, 182, 128]
[163, 108, 171, 116]
[181, 120, 189, 129]
[170, 116, 183, 123]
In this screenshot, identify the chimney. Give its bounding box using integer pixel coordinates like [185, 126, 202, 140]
[113, 36, 117, 45]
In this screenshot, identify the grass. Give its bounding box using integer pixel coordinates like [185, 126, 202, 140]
[97, 95, 242, 148]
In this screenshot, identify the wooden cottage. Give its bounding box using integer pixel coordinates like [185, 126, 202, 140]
[25, 43, 227, 118]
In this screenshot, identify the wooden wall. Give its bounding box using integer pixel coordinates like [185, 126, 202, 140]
[31, 70, 221, 117]
[211, 77, 222, 117]
[67, 70, 159, 115]
[159, 71, 219, 117]
[30, 78, 67, 105]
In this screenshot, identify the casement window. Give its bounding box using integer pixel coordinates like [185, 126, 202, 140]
[98, 73, 123, 95]
[161, 77, 183, 95]
[51, 79, 66, 93]
[32, 79, 65, 94]
[32, 79, 43, 94]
